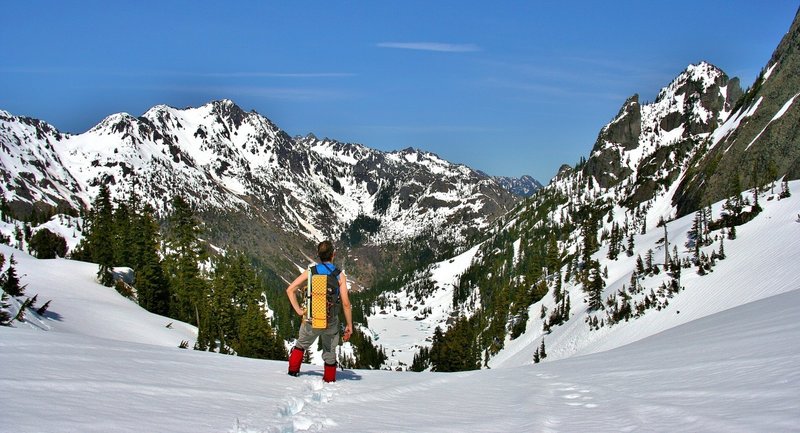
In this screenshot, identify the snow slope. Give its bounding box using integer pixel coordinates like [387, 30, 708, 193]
[0, 267, 797, 432]
[1, 184, 798, 432]
[492, 180, 800, 368]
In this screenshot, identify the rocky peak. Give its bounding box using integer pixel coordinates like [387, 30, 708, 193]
[582, 61, 742, 195]
[583, 94, 641, 188]
[674, 7, 800, 215]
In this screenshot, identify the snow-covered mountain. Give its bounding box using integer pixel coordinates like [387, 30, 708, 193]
[490, 174, 543, 197]
[0, 101, 518, 281]
[371, 8, 800, 372]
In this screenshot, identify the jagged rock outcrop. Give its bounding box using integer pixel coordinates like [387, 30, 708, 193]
[675, 7, 800, 215]
[583, 62, 742, 207]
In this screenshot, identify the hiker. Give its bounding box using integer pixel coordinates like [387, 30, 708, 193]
[286, 240, 353, 382]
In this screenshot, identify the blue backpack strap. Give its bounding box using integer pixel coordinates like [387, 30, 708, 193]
[320, 262, 341, 278]
[319, 263, 341, 297]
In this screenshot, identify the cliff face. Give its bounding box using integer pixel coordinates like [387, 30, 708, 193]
[582, 62, 741, 209]
[675, 7, 800, 215]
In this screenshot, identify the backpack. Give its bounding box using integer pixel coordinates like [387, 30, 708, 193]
[306, 263, 341, 329]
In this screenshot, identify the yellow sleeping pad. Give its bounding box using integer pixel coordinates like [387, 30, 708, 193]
[309, 273, 329, 329]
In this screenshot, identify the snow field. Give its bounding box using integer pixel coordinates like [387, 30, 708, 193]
[0, 184, 797, 432]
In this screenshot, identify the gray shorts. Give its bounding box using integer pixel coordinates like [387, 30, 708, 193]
[295, 316, 339, 365]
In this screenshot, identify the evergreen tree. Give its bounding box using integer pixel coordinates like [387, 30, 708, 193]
[0, 196, 11, 223]
[545, 236, 560, 273]
[28, 229, 68, 259]
[430, 318, 480, 372]
[132, 206, 170, 316]
[87, 184, 116, 286]
[722, 173, 744, 225]
[346, 327, 388, 369]
[0, 281, 11, 325]
[780, 179, 791, 199]
[3, 255, 23, 296]
[235, 302, 285, 360]
[411, 346, 431, 372]
[626, 232, 634, 257]
[164, 195, 207, 325]
[585, 260, 604, 311]
[36, 300, 52, 316]
[767, 160, 778, 194]
[112, 198, 134, 267]
[688, 210, 701, 250]
[12, 297, 33, 323]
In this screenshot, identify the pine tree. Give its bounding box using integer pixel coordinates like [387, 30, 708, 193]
[112, 198, 134, 267]
[0, 291, 11, 325]
[626, 232, 634, 257]
[645, 249, 654, 274]
[779, 179, 791, 199]
[585, 260, 604, 311]
[132, 206, 169, 316]
[0, 196, 10, 223]
[235, 302, 285, 360]
[546, 236, 560, 273]
[767, 160, 778, 194]
[411, 346, 431, 371]
[663, 223, 669, 269]
[87, 184, 116, 286]
[12, 297, 34, 323]
[3, 255, 23, 296]
[164, 195, 207, 325]
[636, 254, 645, 275]
[28, 229, 68, 259]
[702, 206, 712, 246]
[722, 173, 744, 225]
[36, 300, 52, 316]
[688, 210, 701, 253]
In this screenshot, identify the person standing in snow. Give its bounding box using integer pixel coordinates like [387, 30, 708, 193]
[285, 240, 353, 382]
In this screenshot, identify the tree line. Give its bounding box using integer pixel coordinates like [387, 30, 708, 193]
[72, 184, 285, 360]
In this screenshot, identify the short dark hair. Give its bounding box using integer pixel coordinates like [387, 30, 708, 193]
[317, 240, 335, 262]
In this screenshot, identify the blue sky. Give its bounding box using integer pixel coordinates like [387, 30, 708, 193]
[2, 1, 797, 181]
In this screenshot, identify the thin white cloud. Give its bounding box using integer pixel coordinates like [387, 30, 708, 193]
[376, 42, 481, 53]
[187, 72, 356, 78]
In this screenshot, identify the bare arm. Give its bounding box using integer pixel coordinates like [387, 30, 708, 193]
[285, 270, 309, 317]
[339, 271, 353, 341]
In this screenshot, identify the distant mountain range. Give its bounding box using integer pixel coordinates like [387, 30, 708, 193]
[0, 99, 540, 283]
[488, 174, 542, 197]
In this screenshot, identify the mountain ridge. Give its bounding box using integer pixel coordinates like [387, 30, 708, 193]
[0, 100, 527, 284]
